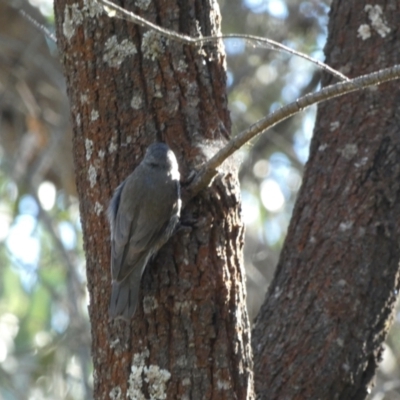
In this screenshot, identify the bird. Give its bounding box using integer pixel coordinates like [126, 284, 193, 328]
[107, 142, 181, 320]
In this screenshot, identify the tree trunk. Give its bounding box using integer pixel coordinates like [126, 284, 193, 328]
[54, 1, 253, 399]
[252, 1, 400, 398]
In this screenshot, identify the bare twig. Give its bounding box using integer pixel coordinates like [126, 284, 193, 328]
[19, 10, 57, 43]
[98, 0, 349, 82]
[185, 64, 400, 199]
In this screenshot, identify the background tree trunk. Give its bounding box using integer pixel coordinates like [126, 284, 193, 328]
[252, 1, 400, 398]
[54, 1, 253, 399]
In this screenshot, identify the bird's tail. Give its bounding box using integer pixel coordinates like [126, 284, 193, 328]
[109, 276, 141, 320]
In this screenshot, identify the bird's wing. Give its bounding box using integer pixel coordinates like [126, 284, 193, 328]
[110, 173, 176, 282]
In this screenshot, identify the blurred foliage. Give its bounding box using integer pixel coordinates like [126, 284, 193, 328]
[0, 0, 399, 399]
[0, 1, 90, 398]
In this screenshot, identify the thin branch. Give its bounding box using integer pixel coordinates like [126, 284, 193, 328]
[185, 64, 400, 200]
[98, 0, 349, 82]
[19, 10, 57, 43]
[97, 1, 400, 202]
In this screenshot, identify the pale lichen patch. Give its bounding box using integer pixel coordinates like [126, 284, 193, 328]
[336, 338, 345, 347]
[110, 338, 120, 348]
[357, 24, 371, 40]
[103, 36, 137, 68]
[133, 349, 150, 365]
[274, 286, 282, 299]
[127, 365, 146, 400]
[154, 84, 163, 98]
[88, 164, 97, 188]
[365, 4, 391, 38]
[136, 0, 152, 10]
[354, 156, 368, 168]
[182, 377, 191, 386]
[142, 31, 166, 61]
[109, 386, 122, 400]
[329, 121, 340, 131]
[318, 143, 328, 152]
[127, 350, 149, 400]
[94, 201, 104, 215]
[175, 356, 188, 368]
[91, 109, 99, 121]
[63, 1, 103, 40]
[337, 280, 347, 288]
[127, 350, 171, 400]
[177, 59, 188, 72]
[131, 94, 143, 110]
[340, 144, 358, 159]
[83, 0, 103, 18]
[80, 93, 89, 104]
[143, 296, 158, 314]
[339, 221, 353, 232]
[144, 365, 171, 400]
[85, 139, 93, 160]
[109, 140, 118, 153]
[63, 4, 83, 40]
[217, 379, 231, 390]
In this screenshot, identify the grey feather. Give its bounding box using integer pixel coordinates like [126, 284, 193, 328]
[108, 143, 181, 320]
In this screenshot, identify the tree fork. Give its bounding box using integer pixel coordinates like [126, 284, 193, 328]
[54, 0, 253, 399]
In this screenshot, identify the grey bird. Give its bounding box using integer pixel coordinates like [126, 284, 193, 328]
[107, 142, 181, 320]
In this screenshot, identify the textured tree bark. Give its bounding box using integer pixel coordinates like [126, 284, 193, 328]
[253, 1, 400, 399]
[54, 0, 253, 399]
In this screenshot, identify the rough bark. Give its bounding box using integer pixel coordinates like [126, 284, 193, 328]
[54, 0, 253, 399]
[252, 1, 400, 399]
